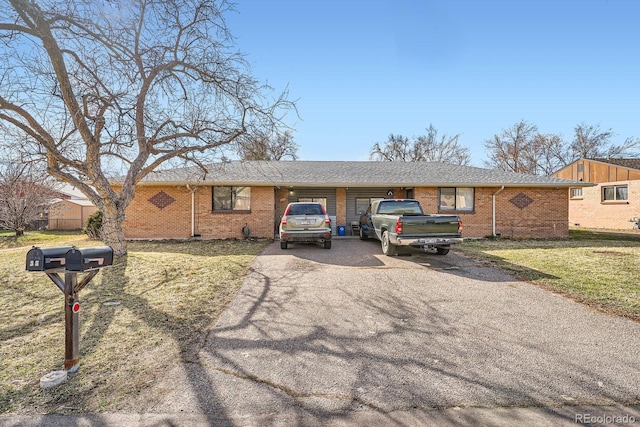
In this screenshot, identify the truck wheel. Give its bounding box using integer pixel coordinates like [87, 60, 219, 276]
[324, 241, 332, 249]
[280, 241, 287, 250]
[436, 247, 449, 255]
[381, 230, 397, 256]
[359, 227, 368, 240]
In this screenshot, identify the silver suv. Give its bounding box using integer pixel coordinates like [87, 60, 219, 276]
[279, 202, 332, 249]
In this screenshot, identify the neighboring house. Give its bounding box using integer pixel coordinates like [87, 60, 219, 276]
[552, 158, 640, 230]
[48, 183, 98, 230]
[114, 161, 588, 240]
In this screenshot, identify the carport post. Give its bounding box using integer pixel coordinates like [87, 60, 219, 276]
[64, 272, 80, 372]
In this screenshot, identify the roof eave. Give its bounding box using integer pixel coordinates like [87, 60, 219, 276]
[123, 181, 594, 188]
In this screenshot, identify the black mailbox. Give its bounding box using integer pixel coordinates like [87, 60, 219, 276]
[26, 246, 75, 272]
[65, 246, 114, 272]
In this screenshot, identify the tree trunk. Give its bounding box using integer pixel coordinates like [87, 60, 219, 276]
[100, 200, 128, 257]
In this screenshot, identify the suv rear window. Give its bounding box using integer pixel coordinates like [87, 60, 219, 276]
[288, 203, 323, 215]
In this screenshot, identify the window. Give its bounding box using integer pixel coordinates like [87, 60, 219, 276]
[439, 187, 474, 211]
[287, 203, 324, 215]
[602, 185, 628, 202]
[356, 197, 384, 215]
[570, 188, 583, 199]
[213, 186, 251, 211]
[298, 197, 327, 209]
[377, 200, 422, 215]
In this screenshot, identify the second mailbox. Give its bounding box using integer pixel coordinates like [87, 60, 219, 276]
[65, 246, 114, 272]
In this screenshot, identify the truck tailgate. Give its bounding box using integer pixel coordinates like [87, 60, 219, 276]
[401, 215, 460, 236]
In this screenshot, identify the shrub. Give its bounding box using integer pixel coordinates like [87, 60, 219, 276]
[85, 211, 103, 239]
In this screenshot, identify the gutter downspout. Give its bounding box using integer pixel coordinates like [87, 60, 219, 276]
[186, 185, 197, 237]
[492, 186, 505, 237]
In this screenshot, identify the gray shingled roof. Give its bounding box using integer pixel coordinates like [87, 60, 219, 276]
[131, 161, 587, 188]
[591, 158, 640, 170]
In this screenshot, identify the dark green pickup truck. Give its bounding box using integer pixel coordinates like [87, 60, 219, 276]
[359, 199, 463, 256]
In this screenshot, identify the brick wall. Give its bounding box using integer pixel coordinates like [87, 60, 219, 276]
[413, 186, 568, 238]
[196, 186, 274, 239]
[123, 184, 569, 240]
[122, 186, 191, 238]
[491, 187, 568, 238]
[568, 181, 639, 230]
[123, 185, 275, 239]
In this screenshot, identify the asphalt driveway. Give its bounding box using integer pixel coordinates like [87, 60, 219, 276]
[7, 238, 640, 426]
[94, 237, 636, 426]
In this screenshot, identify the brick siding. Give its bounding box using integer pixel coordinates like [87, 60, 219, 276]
[553, 159, 640, 230]
[123, 185, 274, 239]
[122, 186, 190, 238]
[196, 186, 274, 239]
[490, 187, 568, 238]
[123, 184, 568, 240]
[414, 186, 568, 238]
[568, 181, 639, 230]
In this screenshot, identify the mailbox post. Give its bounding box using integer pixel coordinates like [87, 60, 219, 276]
[26, 245, 113, 373]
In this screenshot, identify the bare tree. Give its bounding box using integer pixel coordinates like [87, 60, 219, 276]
[531, 133, 568, 175]
[236, 130, 298, 160]
[0, 0, 293, 255]
[370, 125, 471, 165]
[414, 125, 471, 165]
[571, 123, 614, 159]
[486, 121, 640, 175]
[483, 120, 539, 173]
[571, 123, 639, 159]
[0, 160, 59, 236]
[370, 134, 412, 161]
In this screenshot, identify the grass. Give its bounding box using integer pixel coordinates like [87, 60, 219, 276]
[457, 229, 640, 321]
[0, 231, 270, 414]
[0, 230, 88, 249]
[2, 229, 639, 414]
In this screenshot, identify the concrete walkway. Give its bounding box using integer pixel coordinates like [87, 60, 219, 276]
[3, 238, 639, 426]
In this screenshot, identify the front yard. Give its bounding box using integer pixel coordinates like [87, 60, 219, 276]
[0, 231, 270, 414]
[457, 229, 640, 321]
[1, 229, 638, 414]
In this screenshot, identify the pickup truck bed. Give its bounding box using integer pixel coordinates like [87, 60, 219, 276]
[359, 199, 462, 255]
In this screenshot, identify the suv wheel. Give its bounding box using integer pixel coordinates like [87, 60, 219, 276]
[280, 241, 288, 250]
[323, 241, 332, 249]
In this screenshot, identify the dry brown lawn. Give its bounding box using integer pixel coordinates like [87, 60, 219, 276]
[0, 231, 269, 414]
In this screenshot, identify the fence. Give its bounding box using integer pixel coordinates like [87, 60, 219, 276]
[48, 218, 85, 230]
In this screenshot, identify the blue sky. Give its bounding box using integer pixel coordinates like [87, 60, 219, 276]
[226, 0, 640, 166]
